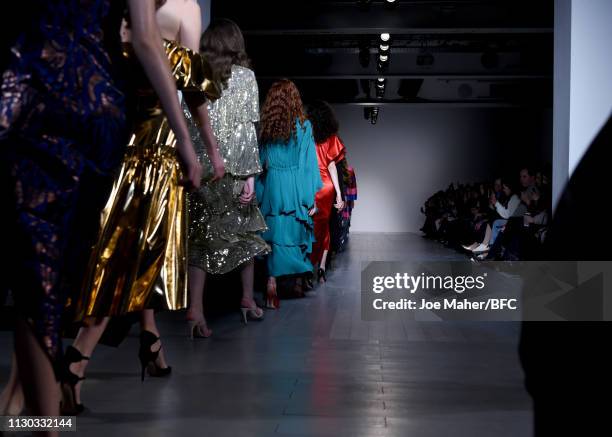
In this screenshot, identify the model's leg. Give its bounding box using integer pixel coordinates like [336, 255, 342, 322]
[67, 316, 110, 406]
[320, 249, 329, 271]
[240, 259, 263, 319]
[186, 265, 211, 337]
[0, 353, 24, 416]
[265, 275, 279, 309]
[14, 317, 59, 437]
[140, 310, 169, 368]
[240, 259, 255, 303]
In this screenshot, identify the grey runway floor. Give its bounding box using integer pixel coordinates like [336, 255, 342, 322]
[0, 233, 532, 436]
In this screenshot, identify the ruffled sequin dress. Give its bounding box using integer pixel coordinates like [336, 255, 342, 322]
[187, 65, 269, 274]
[74, 40, 221, 319]
[0, 0, 127, 371]
[256, 119, 323, 277]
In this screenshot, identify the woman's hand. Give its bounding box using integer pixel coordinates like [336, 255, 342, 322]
[176, 137, 202, 190]
[239, 176, 255, 204]
[334, 195, 345, 210]
[308, 206, 317, 216]
[210, 155, 225, 182]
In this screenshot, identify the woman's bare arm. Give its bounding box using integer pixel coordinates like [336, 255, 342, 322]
[328, 161, 344, 209]
[179, 1, 225, 181]
[127, 0, 201, 188]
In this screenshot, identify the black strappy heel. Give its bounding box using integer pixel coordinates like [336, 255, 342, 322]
[138, 330, 172, 381]
[317, 268, 327, 283]
[60, 345, 89, 415]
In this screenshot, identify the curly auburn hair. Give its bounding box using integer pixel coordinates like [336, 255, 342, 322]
[259, 79, 306, 144]
[200, 19, 251, 89]
[306, 100, 339, 144]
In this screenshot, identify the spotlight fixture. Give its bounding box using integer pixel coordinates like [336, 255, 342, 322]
[377, 33, 391, 72]
[377, 52, 389, 72]
[376, 78, 386, 99]
[377, 58, 389, 73]
[385, 0, 399, 9]
[370, 106, 380, 125]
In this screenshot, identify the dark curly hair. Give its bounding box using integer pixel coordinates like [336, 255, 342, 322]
[200, 19, 251, 90]
[259, 79, 306, 144]
[306, 100, 339, 144]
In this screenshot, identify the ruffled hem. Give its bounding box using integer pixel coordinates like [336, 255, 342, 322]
[266, 243, 314, 277]
[261, 213, 314, 250]
[256, 170, 314, 223]
[189, 234, 270, 275]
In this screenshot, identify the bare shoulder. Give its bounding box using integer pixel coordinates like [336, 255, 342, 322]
[185, 0, 200, 14]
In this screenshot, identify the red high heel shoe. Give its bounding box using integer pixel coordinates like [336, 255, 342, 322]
[265, 281, 280, 309]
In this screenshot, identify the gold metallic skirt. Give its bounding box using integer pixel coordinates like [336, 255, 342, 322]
[75, 115, 187, 319]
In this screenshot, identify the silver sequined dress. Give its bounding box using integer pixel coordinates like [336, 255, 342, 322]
[186, 65, 269, 274]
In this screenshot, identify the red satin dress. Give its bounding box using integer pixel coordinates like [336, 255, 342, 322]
[311, 135, 346, 265]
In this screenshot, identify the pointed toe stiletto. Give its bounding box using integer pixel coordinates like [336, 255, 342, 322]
[138, 331, 172, 381]
[240, 299, 265, 324]
[265, 282, 280, 310]
[60, 346, 89, 415]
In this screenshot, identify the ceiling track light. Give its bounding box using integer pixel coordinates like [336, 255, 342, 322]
[377, 59, 389, 73]
[376, 80, 385, 98]
[385, 0, 399, 9]
[370, 106, 379, 124]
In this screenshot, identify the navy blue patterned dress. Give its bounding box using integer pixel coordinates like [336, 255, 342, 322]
[0, 0, 127, 374]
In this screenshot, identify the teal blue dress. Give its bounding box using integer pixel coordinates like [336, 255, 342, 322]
[256, 119, 323, 277]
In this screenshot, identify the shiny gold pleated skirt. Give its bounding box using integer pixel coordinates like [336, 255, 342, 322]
[75, 115, 188, 319]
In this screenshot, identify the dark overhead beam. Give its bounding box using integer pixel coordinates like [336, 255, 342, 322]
[212, 0, 553, 33]
[244, 28, 552, 36]
[255, 74, 551, 80]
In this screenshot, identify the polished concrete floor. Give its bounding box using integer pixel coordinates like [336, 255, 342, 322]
[0, 233, 532, 436]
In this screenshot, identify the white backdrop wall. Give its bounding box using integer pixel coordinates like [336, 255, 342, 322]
[198, 0, 210, 30]
[568, 0, 612, 175]
[334, 105, 551, 233]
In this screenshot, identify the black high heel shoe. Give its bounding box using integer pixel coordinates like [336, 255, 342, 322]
[138, 330, 172, 382]
[317, 268, 327, 283]
[60, 346, 89, 415]
[304, 272, 314, 291]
